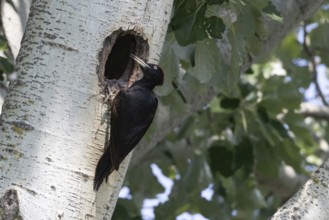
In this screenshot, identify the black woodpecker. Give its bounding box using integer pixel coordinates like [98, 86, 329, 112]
[94, 54, 164, 191]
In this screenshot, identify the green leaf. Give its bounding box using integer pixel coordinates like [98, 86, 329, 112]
[270, 119, 289, 138]
[205, 16, 225, 39]
[0, 36, 8, 51]
[206, 0, 227, 5]
[113, 199, 142, 220]
[220, 97, 240, 109]
[173, 43, 196, 66]
[239, 81, 255, 99]
[161, 90, 190, 115]
[284, 112, 316, 150]
[189, 39, 222, 84]
[208, 144, 234, 177]
[171, 0, 226, 45]
[183, 156, 210, 192]
[172, 2, 208, 45]
[235, 138, 253, 174]
[257, 106, 269, 123]
[253, 141, 280, 177]
[276, 33, 301, 66]
[245, 0, 268, 10]
[277, 139, 303, 173]
[245, 109, 276, 147]
[208, 138, 253, 177]
[158, 33, 179, 96]
[0, 57, 14, 74]
[310, 24, 329, 66]
[227, 29, 242, 97]
[210, 112, 235, 133]
[262, 1, 282, 22]
[233, 5, 257, 38]
[235, 186, 266, 210]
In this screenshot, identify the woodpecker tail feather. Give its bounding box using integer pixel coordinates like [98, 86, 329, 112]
[94, 150, 113, 191]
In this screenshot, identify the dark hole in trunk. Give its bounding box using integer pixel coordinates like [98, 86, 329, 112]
[98, 29, 149, 84]
[105, 35, 136, 80]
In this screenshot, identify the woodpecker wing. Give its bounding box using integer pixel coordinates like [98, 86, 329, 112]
[110, 87, 158, 170]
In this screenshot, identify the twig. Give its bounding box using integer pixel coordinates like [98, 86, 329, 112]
[302, 23, 329, 106]
[172, 81, 187, 103]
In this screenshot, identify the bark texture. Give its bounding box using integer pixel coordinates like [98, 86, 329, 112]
[271, 161, 329, 219]
[0, 0, 172, 219]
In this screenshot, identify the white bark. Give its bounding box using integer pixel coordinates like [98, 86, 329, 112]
[0, 0, 172, 219]
[271, 160, 329, 220]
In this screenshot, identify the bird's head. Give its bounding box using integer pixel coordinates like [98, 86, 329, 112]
[130, 54, 164, 86]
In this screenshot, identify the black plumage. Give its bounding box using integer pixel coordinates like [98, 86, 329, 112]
[94, 54, 164, 191]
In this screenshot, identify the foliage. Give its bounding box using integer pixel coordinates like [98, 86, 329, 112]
[0, 20, 14, 86]
[113, 1, 329, 220]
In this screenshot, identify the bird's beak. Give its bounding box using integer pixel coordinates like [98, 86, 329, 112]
[130, 54, 151, 69]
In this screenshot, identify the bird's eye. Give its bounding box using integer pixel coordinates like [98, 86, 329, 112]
[153, 66, 158, 70]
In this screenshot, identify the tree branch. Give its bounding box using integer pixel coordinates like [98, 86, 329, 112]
[300, 102, 329, 121]
[271, 160, 329, 219]
[302, 23, 328, 106]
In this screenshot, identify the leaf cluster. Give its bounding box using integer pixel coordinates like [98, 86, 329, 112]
[111, 0, 329, 219]
[113, 0, 329, 219]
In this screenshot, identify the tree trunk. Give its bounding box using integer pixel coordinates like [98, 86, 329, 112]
[0, 0, 173, 219]
[271, 160, 329, 219]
